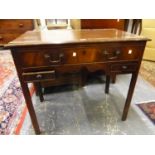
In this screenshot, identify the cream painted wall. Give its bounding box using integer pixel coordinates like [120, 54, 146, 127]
[70, 19, 81, 29]
[141, 19, 155, 61]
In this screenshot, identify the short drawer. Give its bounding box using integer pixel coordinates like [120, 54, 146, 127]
[101, 45, 144, 61]
[22, 70, 55, 82]
[110, 62, 138, 73]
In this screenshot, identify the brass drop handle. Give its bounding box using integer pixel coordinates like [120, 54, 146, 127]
[44, 53, 64, 64]
[50, 59, 61, 63]
[108, 56, 118, 60]
[19, 23, 24, 27]
[103, 50, 121, 60]
[108, 50, 121, 60]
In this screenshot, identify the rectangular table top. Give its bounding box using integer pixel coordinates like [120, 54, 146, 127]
[5, 29, 149, 47]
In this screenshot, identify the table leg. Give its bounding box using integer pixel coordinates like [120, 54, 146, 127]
[105, 75, 110, 94]
[34, 83, 39, 96]
[36, 82, 44, 102]
[122, 73, 138, 121]
[20, 82, 41, 134]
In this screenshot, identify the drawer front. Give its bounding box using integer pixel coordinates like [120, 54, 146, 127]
[63, 45, 143, 62]
[17, 47, 101, 68]
[17, 45, 143, 68]
[62, 47, 101, 63]
[110, 62, 138, 73]
[22, 70, 55, 82]
[0, 20, 34, 32]
[101, 45, 143, 61]
[0, 33, 21, 44]
[17, 49, 64, 68]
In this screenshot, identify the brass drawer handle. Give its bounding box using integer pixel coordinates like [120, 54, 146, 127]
[44, 53, 64, 64]
[103, 50, 121, 60]
[50, 60, 61, 63]
[108, 56, 118, 60]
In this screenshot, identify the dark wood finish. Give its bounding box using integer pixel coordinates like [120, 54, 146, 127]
[40, 19, 131, 97]
[5, 29, 149, 134]
[22, 70, 55, 82]
[0, 19, 34, 45]
[122, 72, 139, 120]
[81, 19, 127, 30]
[21, 82, 40, 134]
[35, 82, 44, 102]
[11, 49, 41, 134]
[16, 43, 144, 68]
[110, 62, 138, 73]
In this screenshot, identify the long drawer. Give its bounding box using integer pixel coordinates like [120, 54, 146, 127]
[16, 44, 144, 68]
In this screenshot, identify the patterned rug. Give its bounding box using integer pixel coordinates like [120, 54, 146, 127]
[137, 60, 155, 125]
[137, 102, 155, 124]
[0, 50, 16, 98]
[0, 50, 34, 134]
[0, 77, 25, 134]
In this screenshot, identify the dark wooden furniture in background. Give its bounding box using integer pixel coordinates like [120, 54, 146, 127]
[0, 19, 34, 46]
[6, 29, 149, 134]
[81, 19, 129, 31]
